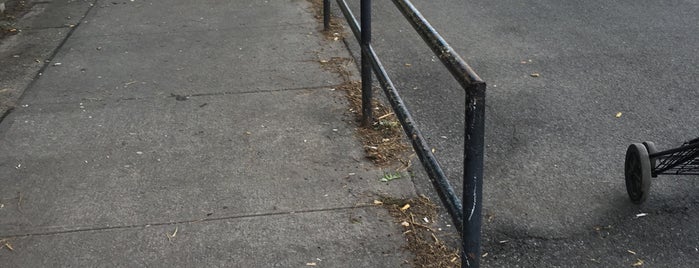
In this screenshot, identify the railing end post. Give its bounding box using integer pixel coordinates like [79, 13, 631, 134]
[462, 81, 486, 268]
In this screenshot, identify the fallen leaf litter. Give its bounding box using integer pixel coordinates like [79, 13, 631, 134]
[309, 1, 410, 167]
[379, 195, 461, 267]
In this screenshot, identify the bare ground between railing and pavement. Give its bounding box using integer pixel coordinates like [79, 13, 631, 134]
[307, 1, 461, 267]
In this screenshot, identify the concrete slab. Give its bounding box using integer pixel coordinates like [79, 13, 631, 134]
[22, 0, 93, 30]
[0, 27, 65, 114]
[80, 0, 315, 36]
[21, 24, 345, 104]
[0, 0, 423, 266]
[0, 0, 92, 117]
[0, 208, 412, 267]
[0, 90, 415, 235]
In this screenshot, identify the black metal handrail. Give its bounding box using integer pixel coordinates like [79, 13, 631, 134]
[322, 0, 486, 267]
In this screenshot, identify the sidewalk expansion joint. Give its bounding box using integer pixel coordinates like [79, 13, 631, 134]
[70, 22, 315, 39]
[0, 107, 14, 123]
[22, 25, 77, 31]
[15, 84, 346, 107]
[185, 84, 346, 98]
[1, 204, 374, 239]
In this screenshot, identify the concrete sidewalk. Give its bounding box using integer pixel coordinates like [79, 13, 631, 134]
[0, 0, 418, 266]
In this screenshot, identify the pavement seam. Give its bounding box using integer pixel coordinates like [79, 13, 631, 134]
[0, 204, 374, 239]
[63, 22, 317, 39]
[186, 84, 345, 98]
[16, 83, 347, 107]
[19, 25, 75, 30]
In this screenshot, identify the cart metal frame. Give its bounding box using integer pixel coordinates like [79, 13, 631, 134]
[624, 137, 699, 204]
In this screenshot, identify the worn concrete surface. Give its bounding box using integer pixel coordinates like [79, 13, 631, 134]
[0, 0, 92, 117]
[0, 0, 418, 266]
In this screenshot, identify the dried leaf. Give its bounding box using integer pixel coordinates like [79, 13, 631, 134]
[1, 240, 14, 251]
[166, 227, 178, 241]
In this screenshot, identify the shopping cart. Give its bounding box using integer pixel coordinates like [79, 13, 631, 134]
[624, 137, 699, 204]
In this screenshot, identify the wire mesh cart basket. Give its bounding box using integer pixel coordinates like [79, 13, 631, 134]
[624, 137, 699, 204]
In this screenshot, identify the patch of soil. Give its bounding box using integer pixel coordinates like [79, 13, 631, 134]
[306, 0, 346, 40]
[380, 196, 461, 268]
[0, 0, 33, 39]
[345, 81, 410, 166]
[318, 57, 411, 167]
[307, 0, 411, 167]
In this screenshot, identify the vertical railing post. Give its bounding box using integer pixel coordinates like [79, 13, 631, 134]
[462, 83, 486, 268]
[323, 0, 330, 31]
[360, 0, 372, 127]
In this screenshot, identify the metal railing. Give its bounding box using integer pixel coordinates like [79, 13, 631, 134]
[322, 0, 486, 267]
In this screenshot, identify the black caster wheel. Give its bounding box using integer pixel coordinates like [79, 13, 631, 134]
[642, 141, 658, 177]
[625, 143, 652, 204]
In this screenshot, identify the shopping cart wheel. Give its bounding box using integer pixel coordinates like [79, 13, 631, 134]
[625, 143, 652, 204]
[642, 141, 658, 177]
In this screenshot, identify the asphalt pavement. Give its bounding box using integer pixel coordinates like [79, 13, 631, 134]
[0, 0, 420, 266]
[335, 0, 698, 266]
